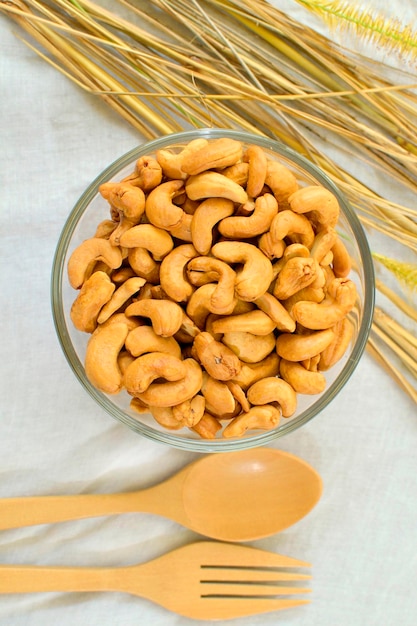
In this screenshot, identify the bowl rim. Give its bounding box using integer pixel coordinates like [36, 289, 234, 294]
[51, 128, 375, 451]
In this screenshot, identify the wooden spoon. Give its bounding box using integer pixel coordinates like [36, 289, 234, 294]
[0, 448, 322, 541]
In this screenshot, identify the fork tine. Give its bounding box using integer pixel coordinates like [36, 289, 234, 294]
[201, 583, 312, 596]
[197, 541, 311, 568]
[201, 568, 311, 582]
[198, 597, 310, 619]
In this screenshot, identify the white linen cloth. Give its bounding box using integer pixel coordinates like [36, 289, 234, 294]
[1, 1, 416, 624]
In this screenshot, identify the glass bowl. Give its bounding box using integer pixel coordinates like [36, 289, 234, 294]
[51, 128, 375, 452]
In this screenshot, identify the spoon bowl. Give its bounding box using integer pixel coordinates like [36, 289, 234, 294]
[0, 448, 322, 541]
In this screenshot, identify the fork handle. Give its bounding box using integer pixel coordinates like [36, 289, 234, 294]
[0, 564, 115, 594]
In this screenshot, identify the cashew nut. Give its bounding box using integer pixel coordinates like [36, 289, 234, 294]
[223, 404, 281, 438]
[127, 247, 160, 284]
[231, 352, 280, 390]
[331, 235, 352, 277]
[243, 144, 268, 198]
[222, 161, 249, 186]
[192, 331, 241, 381]
[247, 377, 297, 417]
[149, 406, 187, 430]
[97, 276, 146, 324]
[291, 277, 357, 329]
[191, 412, 222, 439]
[187, 256, 237, 314]
[172, 394, 205, 427]
[125, 299, 184, 337]
[218, 193, 278, 238]
[254, 292, 296, 332]
[85, 321, 129, 394]
[190, 197, 234, 255]
[288, 185, 340, 229]
[67, 238, 123, 289]
[185, 171, 248, 204]
[264, 160, 299, 204]
[318, 317, 354, 370]
[258, 231, 286, 260]
[156, 138, 209, 179]
[124, 352, 186, 395]
[211, 241, 273, 301]
[145, 179, 185, 230]
[119, 224, 174, 260]
[181, 137, 243, 175]
[99, 182, 146, 245]
[276, 328, 335, 362]
[212, 310, 276, 336]
[125, 325, 182, 359]
[200, 372, 237, 416]
[310, 227, 337, 264]
[159, 244, 199, 302]
[273, 256, 318, 300]
[70, 271, 115, 333]
[135, 358, 203, 407]
[279, 359, 327, 395]
[122, 155, 162, 191]
[270, 209, 315, 248]
[225, 380, 251, 413]
[186, 283, 235, 329]
[222, 331, 276, 363]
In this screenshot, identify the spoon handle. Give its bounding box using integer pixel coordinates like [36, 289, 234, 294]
[0, 491, 147, 530]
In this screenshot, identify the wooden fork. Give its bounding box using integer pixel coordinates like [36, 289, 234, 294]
[0, 541, 311, 620]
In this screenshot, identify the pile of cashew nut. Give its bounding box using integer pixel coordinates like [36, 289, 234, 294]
[67, 137, 358, 439]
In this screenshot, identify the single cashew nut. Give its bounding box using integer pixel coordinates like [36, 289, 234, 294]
[223, 404, 281, 438]
[185, 171, 248, 204]
[222, 331, 276, 364]
[186, 283, 235, 329]
[243, 144, 268, 198]
[310, 227, 337, 264]
[145, 179, 185, 230]
[191, 197, 234, 255]
[97, 276, 146, 324]
[247, 377, 297, 417]
[159, 243, 199, 302]
[211, 241, 273, 302]
[291, 278, 357, 329]
[222, 161, 249, 186]
[187, 256, 237, 314]
[280, 359, 327, 395]
[265, 160, 299, 204]
[288, 185, 340, 229]
[85, 322, 129, 394]
[172, 394, 205, 427]
[70, 271, 115, 333]
[273, 256, 318, 300]
[319, 317, 354, 370]
[254, 292, 296, 333]
[258, 231, 286, 260]
[276, 328, 335, 361]
[218, 193, 278, 238]
[331, 235, 352, 277]
[212, 310, 276, 336]
[193, 331, 242, 381]
[94, 219, 117, 239]
[123, 155, 163, 191]
[125, 325, 182, 359]
[99, 182, 146, 245]
[136, 358, 203, 407]
[231, 352, 280, 390]
[156, 138, 209, 179]
[68, 238, 123, 289]
[124, 352, 186, 395]
[181, 137, 243, 175]
[270, 209, 315, 249]
[225, 380, 251, 413]
[191, 412, 222, 439]
[149, 406, 187, 430]
[125, 299, 184, 337]
[200, 372, 237, 416]
[119, 224, 174, 260]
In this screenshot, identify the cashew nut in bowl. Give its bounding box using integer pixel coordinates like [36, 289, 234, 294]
[254, 292, 296, 332]
[85, 322, 129, 394]
[159, 244, 198, 302]
[67, 238, 123, 289]
[279, 359, 327, 395]
[288, 185, 340, 229]
[318, 317, 354, 370]
[191, 412, 222, 439]
[125, 299, 184, 337]
[187, 256, 236, 314]
[125, 325, 182, 359]
[264, 160, 299, 204]
[223, 405, 281, 438]
[222, 331, 276, 364]
[243, 144, 268, 198]
[172, 395, 205, 427]
[331, 235, 353, 277]
[185, 171, 248, 204]
[191, 197, 234, 255]
[180, 137, 243, 175]
[149, 406, 187, 430]
[269, 210, 315, 249]
[231, 352, 280, 391]
[247, 377, 297, 417]
[273, 256, 318, 300]
[156, 138, 209, 179]
[127, 247, 160, 284]
[291, 277, 358, 329]
[186, 283, 236, 329]
[122, 155, 163, 191]
[192, 331, 242, 381]
[70, 271, 115, 333]
[97, 276, 146, 324]
[99, 182, 146, 245]
[200, 373, 237, 416]
[211, 241, 273, 302]
[218, 193, 278, 238]
[145, 179, 185, 230]
[124, 352, 186, 395]
[276, 328, 335, 362]
[119, 224, 174, 261]
[135, 358, 203, 407]
[212, 310, 276, 336]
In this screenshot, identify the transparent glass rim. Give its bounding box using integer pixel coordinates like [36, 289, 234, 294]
[51, 128, 375, 452]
